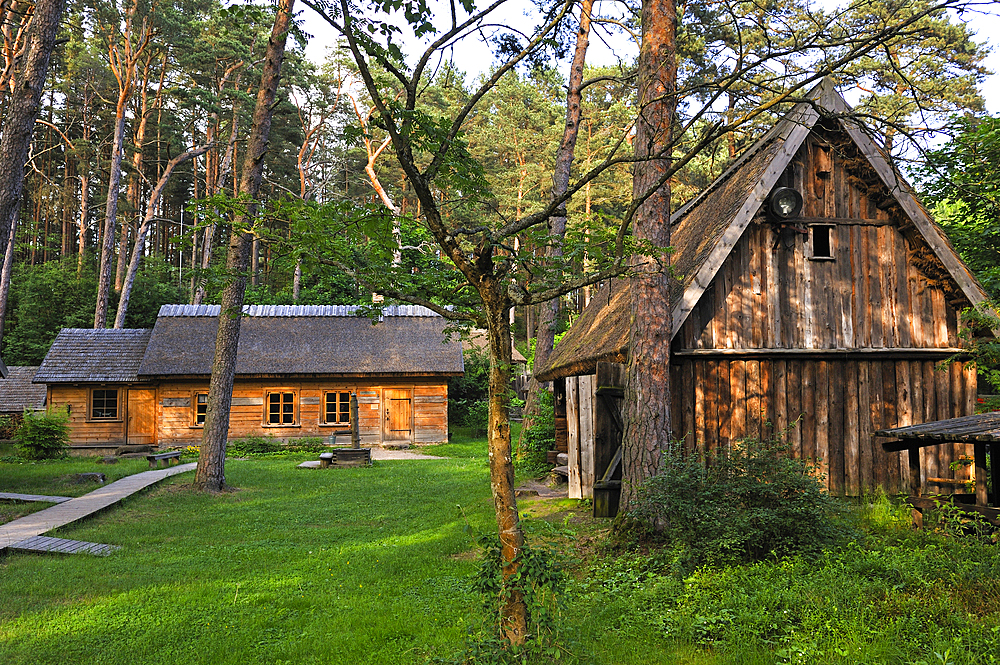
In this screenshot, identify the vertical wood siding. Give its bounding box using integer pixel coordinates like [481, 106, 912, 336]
[672, 135, 977, 495]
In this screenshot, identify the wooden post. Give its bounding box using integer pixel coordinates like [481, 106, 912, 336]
[974, 442, 988, 506]
[350, 393, 360, 449]
[908, 446, 921, 498]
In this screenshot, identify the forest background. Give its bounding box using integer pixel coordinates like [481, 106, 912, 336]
[0, 0, 998, 368]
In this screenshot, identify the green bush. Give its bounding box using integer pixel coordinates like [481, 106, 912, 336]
[0, 413, 20, 439]
[517, 389, 555, 477]
[286, 437, 330, 453]
[629, 434, 838, 568]
[462, 399, 490, 438]
[227, 435, 282, 456]
[14, 408, 70, 460]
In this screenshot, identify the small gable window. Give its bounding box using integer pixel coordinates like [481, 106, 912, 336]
[266, 391, 297, 425]
[91, 388, 119, 421]
[193, 393, 208, 426]
[323, 391, 351, 425]
[810, 225, 835, 260]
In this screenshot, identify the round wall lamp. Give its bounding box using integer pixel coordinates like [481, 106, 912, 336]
[768, 187, 803, 220]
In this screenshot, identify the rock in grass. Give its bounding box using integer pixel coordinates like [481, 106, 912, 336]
[97, 456, 119, 465]
[70, 472, 106, 484]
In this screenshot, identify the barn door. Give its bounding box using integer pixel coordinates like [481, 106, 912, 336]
[384, 388, 412, 442]
[126, 388, 156, 446]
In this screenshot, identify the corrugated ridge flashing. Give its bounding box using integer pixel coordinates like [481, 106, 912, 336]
[157, 304, 443, 318]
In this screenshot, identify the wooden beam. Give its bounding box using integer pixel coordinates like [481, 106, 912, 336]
[673, 347, 964, 358]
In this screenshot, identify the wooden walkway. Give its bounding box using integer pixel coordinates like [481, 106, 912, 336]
[8, 535, 120, 556]
[0, 492, 73, 503]
[0, 462, 196, 552]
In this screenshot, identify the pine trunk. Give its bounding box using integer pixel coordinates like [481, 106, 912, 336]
[194, 0, 295, 492]
[523, 0, 594, 428]
[621, 0, 678, 509]
[0, 0, 65, 347]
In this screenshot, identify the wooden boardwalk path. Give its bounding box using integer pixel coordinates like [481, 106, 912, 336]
[0, 463, 196, 552]
[0, 492, 73, 504]
[9, 535, 120, 556]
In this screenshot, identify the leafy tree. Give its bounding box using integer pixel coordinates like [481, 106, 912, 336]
[915, 115, 1000, 294]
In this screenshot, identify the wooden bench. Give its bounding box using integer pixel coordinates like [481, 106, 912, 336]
[146, 450, 182, 468]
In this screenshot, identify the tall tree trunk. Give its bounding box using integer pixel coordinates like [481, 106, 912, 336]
[0, 213, 17, 341]
[94, 109, 127, 328]
[115, 145, 210, 328]
[194, 0, 295, 492]
[620, 0, 678, 509]
[481, 280, 528, 643]
[117, 55, 154, 291]
[77, 172, 89, 276]
[523, 0, 594, 428]
[0, 0, 64, 350]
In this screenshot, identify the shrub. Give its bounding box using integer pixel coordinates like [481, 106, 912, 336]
[0, 413, 21, 439]
[629, 434, 838, 568]
[287, 437, 329, 453]
[517, 389, 555, 477]
[461, 399, 490, 438]
[227, 435, 282, 456]
[14, 408, 70, 460]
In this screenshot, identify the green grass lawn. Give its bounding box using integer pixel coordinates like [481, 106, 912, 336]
[2, 439, 1000, 664]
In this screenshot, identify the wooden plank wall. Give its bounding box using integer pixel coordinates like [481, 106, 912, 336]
[564, 375, 596, 499]
[679, 139, 962, 352]
[54, 379, 449, 447]
[50, 385, 127, 445]
[670, 356, 978, 495]
[671, 133, 979, 495]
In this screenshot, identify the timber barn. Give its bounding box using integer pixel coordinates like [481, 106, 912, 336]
[537, 78, 991, 500]
[33, 304, 463, 450]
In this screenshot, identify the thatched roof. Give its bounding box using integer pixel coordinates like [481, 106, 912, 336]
[0, 366, 46, 412]
[34, 329, 153, 384]
[137, 304, 463, 378]
[536, 78, 989, 381]
[462, 330, 528, 363]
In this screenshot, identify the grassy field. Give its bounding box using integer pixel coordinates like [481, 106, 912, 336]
[2, 436, 1000, 664]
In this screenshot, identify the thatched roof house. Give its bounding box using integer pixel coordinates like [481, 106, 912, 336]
[35, 305, 463, 450]
[0, 366, 46, 415]
[542, 78, 990, 502]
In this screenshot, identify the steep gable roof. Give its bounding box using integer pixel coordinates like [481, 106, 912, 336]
[137, 304, 464, 377]
[0, 366, 46, 412]
[537, 78, 989, 381]
[34, 329, 153, 383]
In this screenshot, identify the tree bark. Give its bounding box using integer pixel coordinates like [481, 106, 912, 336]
[0, 211, 17, 341]
[194, 0, 295, 492]
[482, 279, 528, 644]
[115, 145, 210, 328]
[94, 110, 127, 328]
[0, 0, 64, 351]
[523, 0, 594, 428]
[621, 0, 678, 509]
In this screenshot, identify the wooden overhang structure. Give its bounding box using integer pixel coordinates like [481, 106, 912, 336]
[537, 77, 993, 502]
[877, 414, 1000, 516]
[0, 366, 47, 415]
[35, 304, 464, 449]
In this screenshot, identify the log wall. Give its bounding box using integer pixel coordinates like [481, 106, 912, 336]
[51, 378, 449, 448]
[671, 134, 979, 495]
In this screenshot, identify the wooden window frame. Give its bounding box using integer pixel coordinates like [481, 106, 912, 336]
[192, 392, 208, 427]
[263, 389, 298, 427]
[809, 224, 836, 261]
[88, 387, 121, 422]
[321, 390, 352, 426]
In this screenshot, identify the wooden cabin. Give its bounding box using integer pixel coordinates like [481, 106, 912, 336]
[537, 78, 991, 500]
[0, 366, 47, 430]
[33, 305, 463, 451]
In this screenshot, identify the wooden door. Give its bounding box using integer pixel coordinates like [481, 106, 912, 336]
[384, 388, 412, 442]
[127, 388, 156, 446]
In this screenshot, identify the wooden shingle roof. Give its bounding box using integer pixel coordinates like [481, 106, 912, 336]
[34, 329, 153, 384]
[136, 304, 464, 378]
[536, 78, 989, 381]
[0, 366, 46, 412]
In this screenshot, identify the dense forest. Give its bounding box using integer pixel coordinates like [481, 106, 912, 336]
[0, 0, 995, 366]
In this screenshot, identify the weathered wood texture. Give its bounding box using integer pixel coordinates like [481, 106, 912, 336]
[51, 379, 448, 447]
[671, 357, 976, 495]
[671, 136, 979, 496]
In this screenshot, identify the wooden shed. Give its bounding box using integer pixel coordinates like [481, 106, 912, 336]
[0, 366, 47, 418]
[34, 304, 463, 450]
[537, 78, 991, 499]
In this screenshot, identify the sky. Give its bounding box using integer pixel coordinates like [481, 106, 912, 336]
[297, 0, 1000, 114]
